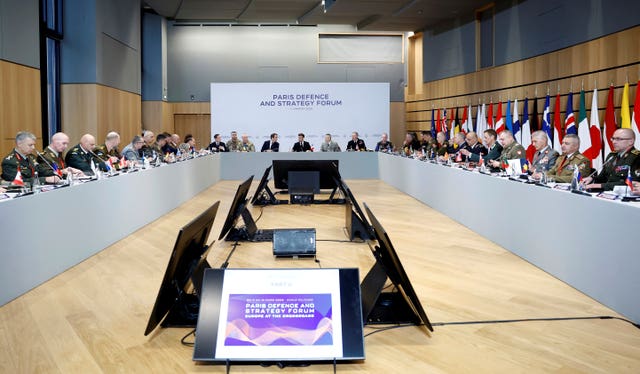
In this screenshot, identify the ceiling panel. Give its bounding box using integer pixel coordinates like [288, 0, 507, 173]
[144, 0, 491, 31]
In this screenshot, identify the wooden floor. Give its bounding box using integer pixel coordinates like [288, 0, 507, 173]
[1, 180, 639, 373]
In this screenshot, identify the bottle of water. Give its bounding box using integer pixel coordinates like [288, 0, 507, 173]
[32, 171, 41, 193]
[67, 170, 74, 186]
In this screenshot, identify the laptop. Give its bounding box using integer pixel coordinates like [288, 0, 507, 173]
[272, 228, 316, 257]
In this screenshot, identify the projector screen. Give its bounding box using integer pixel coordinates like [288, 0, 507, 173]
[210, 82, 389, 151]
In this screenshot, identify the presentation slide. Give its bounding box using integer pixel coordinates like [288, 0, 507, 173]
[215, 269, 343, 360]
[210, 82, 390, 150]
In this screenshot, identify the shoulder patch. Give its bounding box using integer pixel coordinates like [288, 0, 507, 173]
[631, 149, 640, 155]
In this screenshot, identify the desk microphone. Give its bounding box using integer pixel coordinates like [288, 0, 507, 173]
[35, 151, 62, 181]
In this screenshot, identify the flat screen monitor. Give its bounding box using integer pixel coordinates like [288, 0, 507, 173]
[331, 163, 371, 240]
[273, 228, 316, 257]
[218, 176, 255, 241]
[361, 203, 433, 333]
[144, 201, 220, 336]
[250, 165, 286, 205]
[193, 268, 365, 363]
[272, 160, 339, 190]
[288, 171, 320, 194]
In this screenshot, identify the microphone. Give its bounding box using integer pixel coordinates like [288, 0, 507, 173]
[582, 154, 614, 183]
[35, 151, 62, 181]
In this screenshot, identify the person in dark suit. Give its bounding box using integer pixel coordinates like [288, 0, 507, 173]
[346, 131, 366, 151]
[292, 133, 312, 152]
[65, 134, 107, 175]
[465, 129, 501, 168]
[459, 131, 487, 162]
[208, 133, 227, 152]
[261, 133, 280, 152]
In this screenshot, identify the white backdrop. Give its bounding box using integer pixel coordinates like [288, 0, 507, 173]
[210, 82, 389, 151]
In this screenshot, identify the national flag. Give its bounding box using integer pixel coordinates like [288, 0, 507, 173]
[455, 150, 462, 162]
[632, 80, 640, 149]
[626, 168, 633, 190]
[585, 87, 603, 171]
[506, 100, 513, 132]
[577, 89, 592, 163]
[565, 91, 576, 134]
[621, 81, 631, 129]
[531, 97, 540, 132]
[449, 107, 457, 139]
[521, 98, 534, 163]
[542, 94, 553, 144]
[436, 108, 442, 133]
[454, 107, 461, 135]
[51, 162, 63, 177]
[466, 104, 473, 133]
[495, 101, 505, 134]
[119, 156, 127, 169]
[461, 106, 468, 135]
[476, 103, 487, 140]
[442, 109, 449, 139]
[431, 108, 437, 138]
[553, 93, 563, 153]
[512, 99, 520, 142]
[12, 169, 25, 186]
[603, 85, 617, 156]
[487, 101, 494, 129]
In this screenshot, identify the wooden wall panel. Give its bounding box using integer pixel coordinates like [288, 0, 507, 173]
[405, 25, 640, 132]
[142, 101, 174, 136]
[61, 84, 141, 146]
[172, 102, 210, 114]
[0, 60, 42, 157]
[173, 114, 211, 148]
[389, 102, 405, 147]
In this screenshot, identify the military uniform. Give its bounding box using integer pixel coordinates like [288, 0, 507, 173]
[531, 146, 559, 172]
[65, 144, 104, 175]
[402, 139, 420, 155]
[547, 152, 591, 183]
[40, 146, 66, 177]
[94, 144, 122, 170]
[498, 141, 526, 168]
[375, 141, 393, 152]
[226, 139, 243, 151]
[347, 139, 367, 151]
[140, 143, 162, 160]
[593, 148, 640, 190]
[420, 139, 437, 156]
[1, 149, 49, 184]
[239, 142, 255, 152]
[436, 141, 449, 156]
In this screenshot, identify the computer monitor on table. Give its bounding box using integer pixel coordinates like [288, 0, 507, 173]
[218, 175, 273, 242]
[272, 160, 339, 191]
[360, 203, 433, 334]
[144, 201, 220, 336]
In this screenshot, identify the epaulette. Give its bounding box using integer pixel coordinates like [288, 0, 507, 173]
[631, 149, 640, 155]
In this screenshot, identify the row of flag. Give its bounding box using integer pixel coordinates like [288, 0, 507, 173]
[429, 81, 640, 170]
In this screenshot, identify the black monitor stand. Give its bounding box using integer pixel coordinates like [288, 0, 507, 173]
[360, 261, 421, 325]
[346, 199, 370, 241]
[253, 182, 288, 205]
[161, 248, 211, 328]
[224, 202, 273, 242]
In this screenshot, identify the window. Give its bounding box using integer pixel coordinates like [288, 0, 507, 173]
[40, 0, 63, 142]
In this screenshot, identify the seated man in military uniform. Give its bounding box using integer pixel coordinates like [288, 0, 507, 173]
[530, 130, 559, 173]
[489, 130, 526, 171]
[435, 131, 449, 157]
[536, 134, 590, 183]
[93, 131, 122, 169]
[419, 131, 437, 156]
[40, 132, 85, 178]
[65, 134, 106, 175]
[375, 132, 394, 152]
[583, 128, 640, 191]
[226, 131, 242, 152]
[320, 134, 341, 152]
[464, 129, 501, 166]
[140, 130, 162, 160]
[346, 131, 366, 151]
[2, 131, 61, 185]
[458, 131, 488, 162]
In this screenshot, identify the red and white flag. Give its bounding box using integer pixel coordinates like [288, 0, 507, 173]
[584, 87, 603, 170]
[631, 80, 640, 150]
[552, 93, 563, 153]
[13, 169, 25, 186]
[495, 101, 505, 134]
[487, 101, 494, 129]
